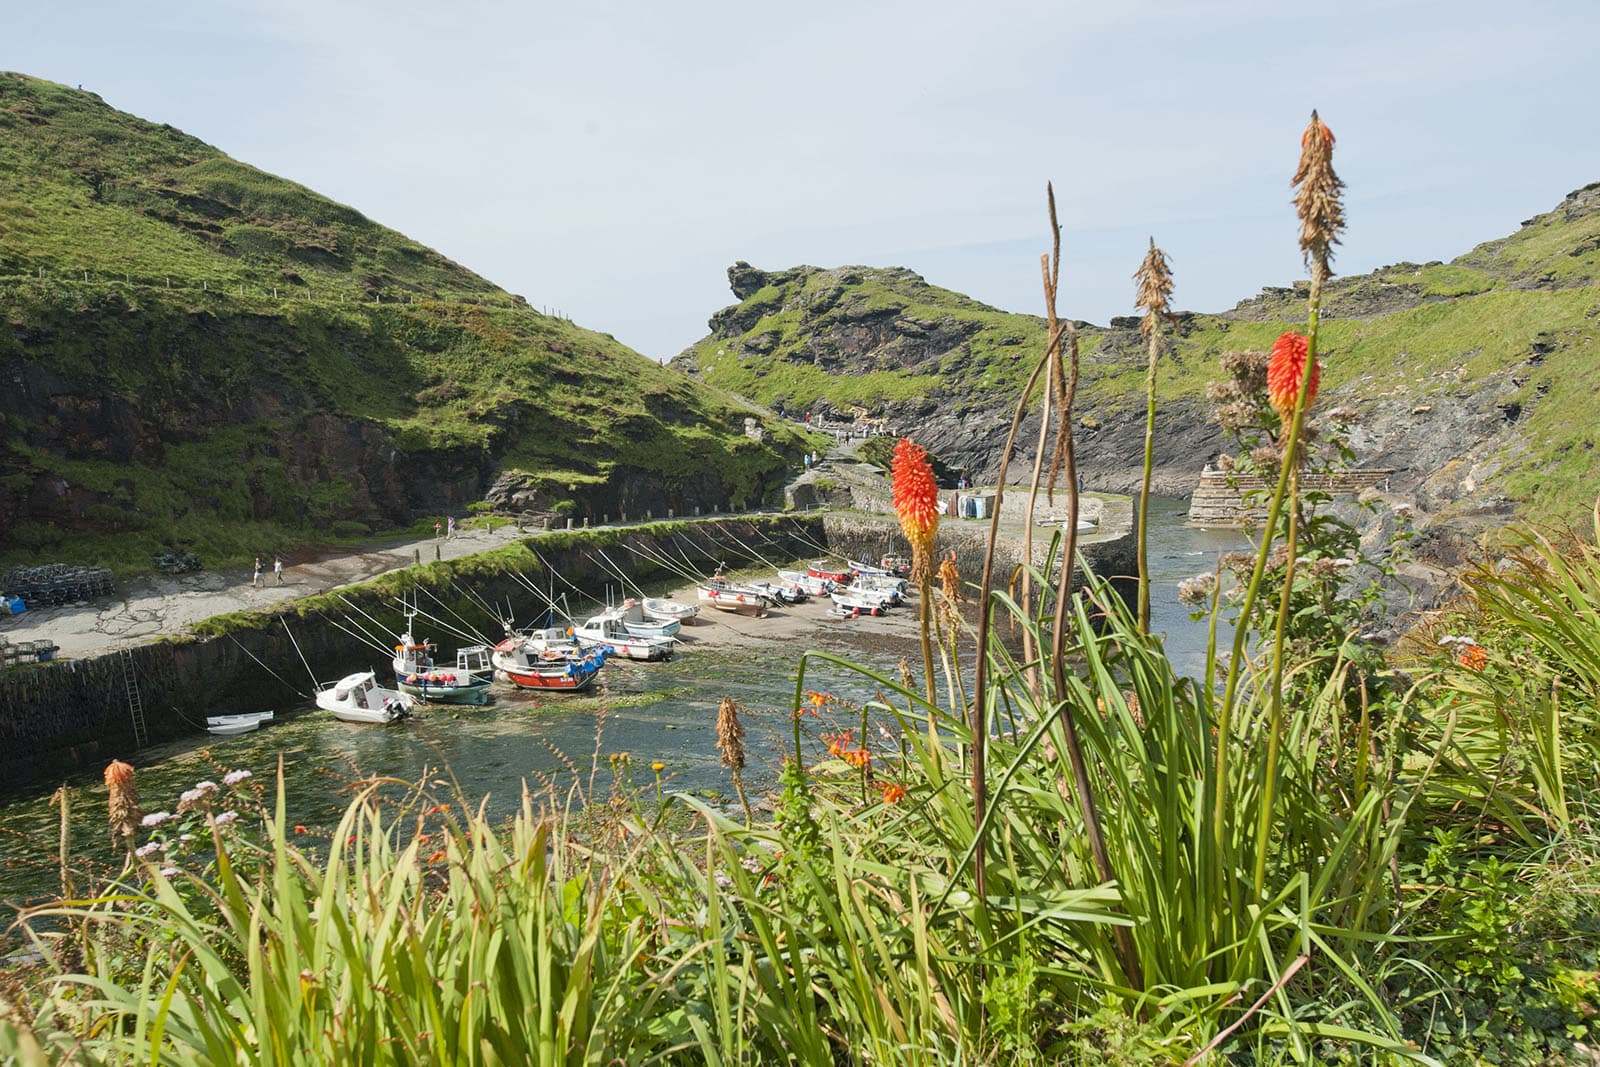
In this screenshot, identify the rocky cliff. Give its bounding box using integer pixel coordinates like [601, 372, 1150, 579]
[675, 182, 1600, 537]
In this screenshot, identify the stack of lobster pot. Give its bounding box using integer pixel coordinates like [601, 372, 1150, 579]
[3, 564, 116, 607]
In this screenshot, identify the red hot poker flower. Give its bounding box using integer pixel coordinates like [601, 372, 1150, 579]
[1266, 331, 1320, 424]
[891, 438, 940, 581]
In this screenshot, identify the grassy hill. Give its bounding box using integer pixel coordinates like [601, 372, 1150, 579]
[676, 183, 1600, 521]
[0, 73, 812, 571]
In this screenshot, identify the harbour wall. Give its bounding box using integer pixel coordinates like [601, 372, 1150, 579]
[1187, 467, 1394, 526]
[0, 506, 1137, 792]
[0, 517, 825, 791]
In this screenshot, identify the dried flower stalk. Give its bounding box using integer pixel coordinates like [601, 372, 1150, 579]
[1132, 238, 1174, 633]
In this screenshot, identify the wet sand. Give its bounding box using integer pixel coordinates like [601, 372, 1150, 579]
[655, 575, 926, 662]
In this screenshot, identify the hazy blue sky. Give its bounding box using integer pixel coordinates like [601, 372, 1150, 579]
[8, 1, 1599, 359]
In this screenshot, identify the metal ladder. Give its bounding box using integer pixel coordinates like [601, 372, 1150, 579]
[119, 648, 149, 749]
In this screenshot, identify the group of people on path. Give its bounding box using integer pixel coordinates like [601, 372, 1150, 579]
[251, 556, 284, 587]
[802, 450, 822, 471]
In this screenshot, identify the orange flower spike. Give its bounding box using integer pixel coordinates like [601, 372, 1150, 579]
[1457, 644, 1488, 671]
[879, 783, 907, 805]
[1266, 331, 1319, 423]
[104, 760, 135, 791]
[891, 438, 940, 581]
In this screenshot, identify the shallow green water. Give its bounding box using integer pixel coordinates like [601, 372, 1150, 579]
[0, 500, 1241, 913]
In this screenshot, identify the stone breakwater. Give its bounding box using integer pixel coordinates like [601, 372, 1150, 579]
[0, 517, 822, 792]
[0, 501, 1137, 793]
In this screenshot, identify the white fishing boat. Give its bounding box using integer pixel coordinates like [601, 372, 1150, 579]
[641, 596, 699, 623]
[619, 598, 681, 637]
[831, 589, 893, 615]
[778, 569, 836, 597]
[696, 579, 772, 617]
[851, 573, 908, 603]
[315, 671, 414, 724]
[746, 579, 807, 605]
[847, 558, 895, 577]
[575, 610, 676, 661]
[205, 710, 275, 736]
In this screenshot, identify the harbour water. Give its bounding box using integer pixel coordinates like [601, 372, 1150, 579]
[0, 499, 1245, 913]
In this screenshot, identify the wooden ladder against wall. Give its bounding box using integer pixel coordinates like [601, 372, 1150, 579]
[118, 648, 149, 749]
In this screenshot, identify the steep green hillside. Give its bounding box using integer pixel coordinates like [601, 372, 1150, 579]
[677, 184, 1600, 521]
[0, 73, 810, 570]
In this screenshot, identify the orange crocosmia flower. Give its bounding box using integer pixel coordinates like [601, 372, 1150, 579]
[843, 747, 871, 770]
[807, 690, 829, 708]
[293, 825, 308, 835]
[879, 783, 907, 805]
[1266, 331, 1320, 421]
[891, 438, 940, 562]
[428, 849, 447, 864]
[1457, 644, 1488, 671]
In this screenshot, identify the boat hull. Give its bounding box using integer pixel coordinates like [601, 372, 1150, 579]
[495, 662, 601, 691]
[697, 584, 771, 617]
[397, 678, 493, 705]
[641, 597, 698, 623]
[205, 710, 274, 736]
[621, 617, 680, 638]
[315, 672, 412, 724]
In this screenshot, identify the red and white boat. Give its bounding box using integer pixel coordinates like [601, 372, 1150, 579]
[807, 560, 852, 584]
[491, 634, 606, 691]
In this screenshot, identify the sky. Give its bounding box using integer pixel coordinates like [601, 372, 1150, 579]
[7, 0, 1599, 360]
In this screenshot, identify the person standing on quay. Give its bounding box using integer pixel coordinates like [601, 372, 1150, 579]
[252, 557, 262, 588]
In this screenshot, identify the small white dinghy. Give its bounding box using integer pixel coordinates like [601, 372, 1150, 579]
[641, 596, 698, 624]
[315, 671, 414, 724]
[205, 710, 275, 736]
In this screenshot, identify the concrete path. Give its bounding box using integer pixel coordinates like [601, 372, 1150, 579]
[1, 524, 536, 662]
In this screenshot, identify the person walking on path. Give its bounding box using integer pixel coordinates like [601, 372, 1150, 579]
[252, 557, 262, 588]
[434, 520, 442, 539]
[447, 516, 456, 539]
[803, 453, 811, 471]
[274, 556, 284, 584]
